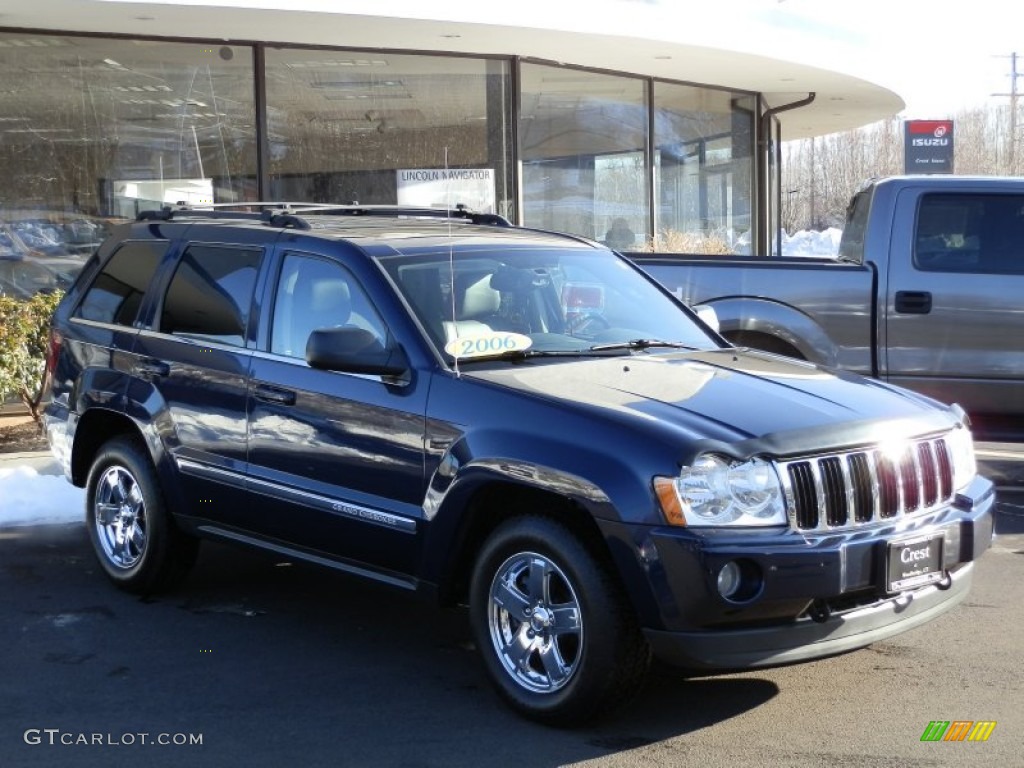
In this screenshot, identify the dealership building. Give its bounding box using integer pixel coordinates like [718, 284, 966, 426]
[0, 1, 903, 256]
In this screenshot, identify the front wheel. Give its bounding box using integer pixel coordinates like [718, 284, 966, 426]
[86, 436, 198, 594]
[469, 516, 650, 726]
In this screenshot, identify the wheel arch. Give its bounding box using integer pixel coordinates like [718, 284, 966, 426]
[70, 408, 146, 487]
[431, 478, 613, 609]
[697, 297, 835, 365]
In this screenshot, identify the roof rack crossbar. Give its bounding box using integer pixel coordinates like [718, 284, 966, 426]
[135, 202, 511, 228]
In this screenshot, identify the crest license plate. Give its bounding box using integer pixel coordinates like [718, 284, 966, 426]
[886, 534, 944, 593]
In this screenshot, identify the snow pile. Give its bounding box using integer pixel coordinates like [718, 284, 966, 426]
[781, 228, 842, 258]
[722, 229, 842, 258]
[0, 466, 84, 527]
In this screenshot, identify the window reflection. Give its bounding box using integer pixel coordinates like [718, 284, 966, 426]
[520, 64, 649, 247]
[264, 51, 513, 216]
[653, 83, 754, 254]
[0, 33, 257, 229]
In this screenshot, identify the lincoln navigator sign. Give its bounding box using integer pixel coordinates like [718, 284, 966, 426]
[396, 168, 495, 213]
[904, 120, 954, 174]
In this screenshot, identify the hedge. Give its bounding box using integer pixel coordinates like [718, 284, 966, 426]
[0, 290, 64, 423]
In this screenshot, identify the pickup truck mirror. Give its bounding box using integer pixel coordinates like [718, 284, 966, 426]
[306, 326, 409, 377]
[695, 305, 720, 333]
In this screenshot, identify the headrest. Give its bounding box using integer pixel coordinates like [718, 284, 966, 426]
[309, 278, 351, 320]
[459, 274, 500, 319]
[489, 267, 551, 292]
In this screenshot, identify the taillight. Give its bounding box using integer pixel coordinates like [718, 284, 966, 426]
[45, 328, 62, 379]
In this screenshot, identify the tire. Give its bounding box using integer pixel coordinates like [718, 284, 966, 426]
[85, 436, 198, 594]
[469, 515, 651, 726]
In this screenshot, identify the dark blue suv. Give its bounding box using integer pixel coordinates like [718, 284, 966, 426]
[43, 204, 994, 725]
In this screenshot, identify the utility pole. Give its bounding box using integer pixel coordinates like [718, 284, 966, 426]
[993, 52, 1021, 175]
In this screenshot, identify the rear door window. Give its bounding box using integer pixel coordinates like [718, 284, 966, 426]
[159, 245, 263, 346]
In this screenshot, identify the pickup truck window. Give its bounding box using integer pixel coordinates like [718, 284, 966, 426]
[837, 189, 869, 263]
[914, 193, 1024, 275]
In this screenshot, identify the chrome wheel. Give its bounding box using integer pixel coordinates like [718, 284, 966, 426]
[487, 551, 583, 694]
[93, 465, 148, 570]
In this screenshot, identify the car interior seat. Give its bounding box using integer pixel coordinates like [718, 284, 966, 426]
[444, 273, 501, 342]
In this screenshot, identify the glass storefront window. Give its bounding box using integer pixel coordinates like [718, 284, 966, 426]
[653, 83, 754, 254]
[0, 32, 257, 260]
[264, 50, 513, 218]
[520, 64, 649, 249]
[0, 29, 763, 272]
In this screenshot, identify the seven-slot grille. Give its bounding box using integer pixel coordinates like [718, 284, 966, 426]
[778, 436, 954, 531]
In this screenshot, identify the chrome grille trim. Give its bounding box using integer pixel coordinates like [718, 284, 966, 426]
[778, 435, 956, 532]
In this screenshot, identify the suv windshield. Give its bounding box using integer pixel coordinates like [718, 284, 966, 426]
[377, 245, 719, 361]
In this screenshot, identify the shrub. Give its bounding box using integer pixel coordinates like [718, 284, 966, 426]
[0, 290, 63, 423]
[639, 228, 736, 255]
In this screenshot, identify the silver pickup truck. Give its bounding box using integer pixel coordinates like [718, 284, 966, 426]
[632, 175, 1024, 432]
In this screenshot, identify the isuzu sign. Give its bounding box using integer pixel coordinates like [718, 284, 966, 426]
[905, 120, 954, 174]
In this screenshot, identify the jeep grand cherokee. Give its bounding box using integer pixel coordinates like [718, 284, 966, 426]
[43, 204, 993, 725]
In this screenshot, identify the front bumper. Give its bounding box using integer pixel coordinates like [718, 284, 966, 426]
[629, 474, 994, 670]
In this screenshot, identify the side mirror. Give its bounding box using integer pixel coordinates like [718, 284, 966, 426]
[694, 305, 720, 333]
[306, 326, 409, 377]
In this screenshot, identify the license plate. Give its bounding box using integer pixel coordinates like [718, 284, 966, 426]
[886, 534, 944, 592]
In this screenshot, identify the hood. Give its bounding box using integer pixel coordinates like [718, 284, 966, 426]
[466, 349, 959, 458]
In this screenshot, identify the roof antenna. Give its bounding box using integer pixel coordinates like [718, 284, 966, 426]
[445, 146, 460, 378]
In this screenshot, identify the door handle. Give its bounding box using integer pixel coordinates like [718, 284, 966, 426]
[134, 359, 170, 377]
[254, 384, 296, 406]
[894, 291, 932, 314]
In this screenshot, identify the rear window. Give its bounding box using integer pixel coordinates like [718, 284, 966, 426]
[914, 193, 1024, 274]
[75, 241, 166, 326]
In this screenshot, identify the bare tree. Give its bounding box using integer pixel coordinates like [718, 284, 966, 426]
[782, 104, 1013, 233]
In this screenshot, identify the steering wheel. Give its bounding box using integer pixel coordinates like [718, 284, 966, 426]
[567, 311, 611, 336]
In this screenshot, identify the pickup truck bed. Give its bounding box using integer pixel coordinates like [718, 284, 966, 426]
[632, 175, 1024, 429]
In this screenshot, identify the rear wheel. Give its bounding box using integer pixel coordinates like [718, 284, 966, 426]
[469, 516, 650, 726]
[86, 436, 198, 594]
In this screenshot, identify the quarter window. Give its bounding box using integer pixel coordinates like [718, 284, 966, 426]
[160, 245, 262, 346]
[76, 241, 167, 326]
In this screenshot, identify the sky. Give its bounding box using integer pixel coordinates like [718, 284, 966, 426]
[721, 0, 1024, 118]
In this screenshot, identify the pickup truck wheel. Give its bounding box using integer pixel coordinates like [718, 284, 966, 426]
[470, 516, 650, 725]
[86, 437, 198, 595]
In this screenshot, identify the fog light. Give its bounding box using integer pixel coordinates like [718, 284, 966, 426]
[717, 561, 742, 599]
[715, 559, 764, 603]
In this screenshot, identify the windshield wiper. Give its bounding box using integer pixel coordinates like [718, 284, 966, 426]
[588, 339, 698, 352]
[453, 348, 618, 364]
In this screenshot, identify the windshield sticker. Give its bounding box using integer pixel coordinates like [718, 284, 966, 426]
[444, 332, 533, 359]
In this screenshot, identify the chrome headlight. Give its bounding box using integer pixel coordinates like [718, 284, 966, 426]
[947, 423, 977, 492]
[655, 455, 786, 527]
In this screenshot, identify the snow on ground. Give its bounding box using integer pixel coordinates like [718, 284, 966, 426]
[0, 466, 84, 527]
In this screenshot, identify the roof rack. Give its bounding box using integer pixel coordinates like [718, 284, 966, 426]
[136, 202, 512, 229]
